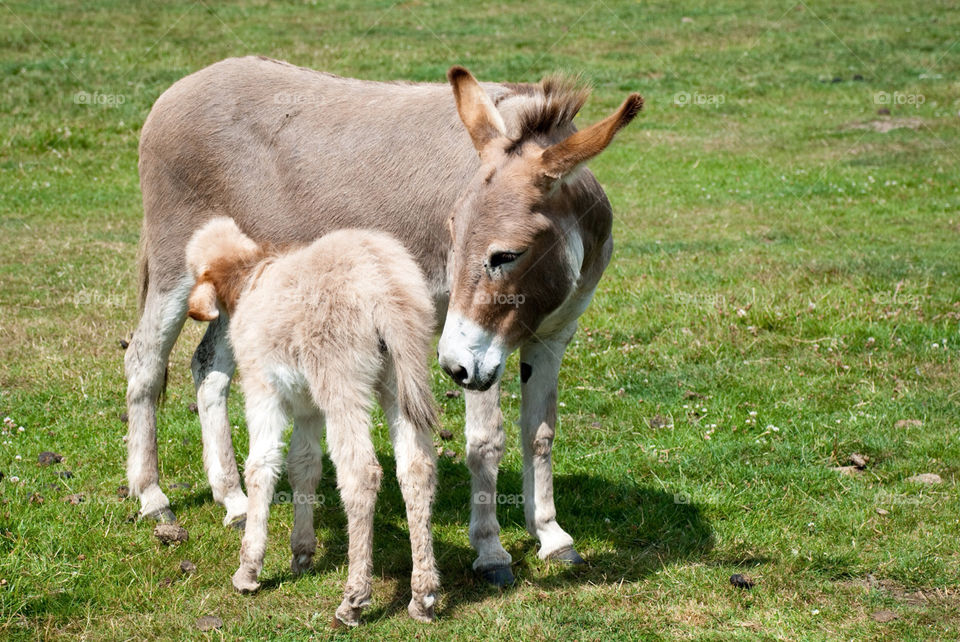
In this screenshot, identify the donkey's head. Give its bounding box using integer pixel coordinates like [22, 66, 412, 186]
[437, 66, 642, 390]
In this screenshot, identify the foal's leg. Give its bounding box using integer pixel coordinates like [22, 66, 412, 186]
[377, 368, 438, 622]
[190, 316, 247, 527]
[463, 385, 513, 585]
[519, 323, 583, 563]
[232, 386, 288, 593]
[125, 276, 191, 522]
[324, 403, 381, 627]
[287, 409, 324, 576]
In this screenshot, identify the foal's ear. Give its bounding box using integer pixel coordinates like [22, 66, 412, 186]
[447, 66, 507, 154]
[539, 93, 643, 182]
[187, 280, 220, 322]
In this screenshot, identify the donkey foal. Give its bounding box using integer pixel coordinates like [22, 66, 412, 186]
[185, 218, 439, 625]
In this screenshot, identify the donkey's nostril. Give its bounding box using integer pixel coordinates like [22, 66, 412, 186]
[443, 363, 469, 385]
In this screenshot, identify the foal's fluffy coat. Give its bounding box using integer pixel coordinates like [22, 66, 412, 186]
[185, 218, 439, 625]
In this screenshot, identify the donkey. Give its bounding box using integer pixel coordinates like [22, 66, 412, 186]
[185, 218, 439, 625]
[126, 56, 641, 586]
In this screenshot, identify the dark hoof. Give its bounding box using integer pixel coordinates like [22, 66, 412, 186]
[228, 516, 246, 531]
[478, 565, 515, 587]
[144, 507, 177, 524]
[546, 546, 586, 565]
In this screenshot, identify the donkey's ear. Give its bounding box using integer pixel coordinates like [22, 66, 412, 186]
[539, 93, 643, 182]
[187, 280, 220, 322]
[447, 66, 507, 153]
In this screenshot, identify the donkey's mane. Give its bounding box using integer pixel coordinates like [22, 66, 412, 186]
[501, 74, 592, 148]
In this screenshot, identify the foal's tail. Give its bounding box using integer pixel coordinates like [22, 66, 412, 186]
[376, 300, 438, 435]
[184, 217, 266, 321]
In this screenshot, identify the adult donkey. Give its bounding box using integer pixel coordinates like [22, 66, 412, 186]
[127, 56, 641, 585]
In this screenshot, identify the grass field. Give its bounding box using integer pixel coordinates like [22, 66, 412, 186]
[2, 0, 959, 639]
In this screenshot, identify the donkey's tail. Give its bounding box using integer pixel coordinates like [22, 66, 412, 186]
[135, 228, 149, 320]
[184, 217, 264, 321]
[376, 302, 438, 435]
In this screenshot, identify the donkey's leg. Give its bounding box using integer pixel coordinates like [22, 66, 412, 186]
[191, 317, 247, 527]
[287, 409, 324, 576]
[325, 405, 381, 627]
[125, 275, 192, 522]
[519, 323, 583, 563]
[232, 387, 287, 593]
[464, 385, 513, 585]
[377, 369, 438, 622]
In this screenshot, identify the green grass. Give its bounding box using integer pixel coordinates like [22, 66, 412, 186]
[2, 0, 959, 639]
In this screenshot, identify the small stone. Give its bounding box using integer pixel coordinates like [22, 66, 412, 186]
[56, 471, 73, 479]
[196, 615, 223, 632]
[876, 508, 889, 516]
[63, 493, 85, 505]
[906, 473, 942, 485]
[154, 523, 189, 545]
[871, 609, 898, 623]
[849, 453, 868, 469]
[188, 403, 198, 414]
[119, 339, 129, 350]
[438, 429, 454, 441]
[180, 560, 197, 574]
[119, 412, 128, 423]
[77, 554, 86, 561]
[681, 16, 693, 23]
[895, 419, 922, 429]
[444, 390, 461, 399]
[442, 449, 456, 459]
[730, 573, 754, 589]
[37, 452, 63, 466]
[117, 485, 129, 499]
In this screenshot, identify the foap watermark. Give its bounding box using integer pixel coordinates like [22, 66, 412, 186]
[273, 490, 327, 505]
[673, 492, 692, 505]
[674, 91, 725, 107]
[273, 92, 325, 106]
[474, 291, 525, 308]
[73, 91, 126, 107]
[72, 289, 126, 308]
[672, 291, 726, 308]
[874, 91, 925, 107]
[474, 491, 524, 506]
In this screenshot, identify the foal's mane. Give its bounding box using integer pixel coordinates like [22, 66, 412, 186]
[500, 74, 592, 149]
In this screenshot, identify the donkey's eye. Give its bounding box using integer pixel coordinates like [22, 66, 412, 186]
[488, 251, 521, 269]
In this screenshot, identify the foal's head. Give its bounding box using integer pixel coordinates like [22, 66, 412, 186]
[437, 67, 642, 390]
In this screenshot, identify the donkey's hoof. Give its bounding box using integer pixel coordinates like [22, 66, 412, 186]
[227, 516, 246, 531]
[291, 553, 313, 576]
[546, 545, 586, 565]
[478, 565, 515, 587]
[231, 568, 261, 594]
[408, 593, 436, 622]
[143, 507, 177, 524]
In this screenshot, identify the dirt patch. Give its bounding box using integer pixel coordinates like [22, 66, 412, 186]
[841, 117, 925, 133]
[839, 575, 960, 607]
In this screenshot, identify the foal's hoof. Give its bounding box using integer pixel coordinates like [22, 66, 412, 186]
[545, 545, 586, 565]
[333, 605, 363, 628]
[227, 516, 246, 531]
[143, 507, 177, 524]
[231, 568, 261, 594]
[478, 565, 515, 587]
[290, 553, 313, 576]
[408, 593, 436, 622]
